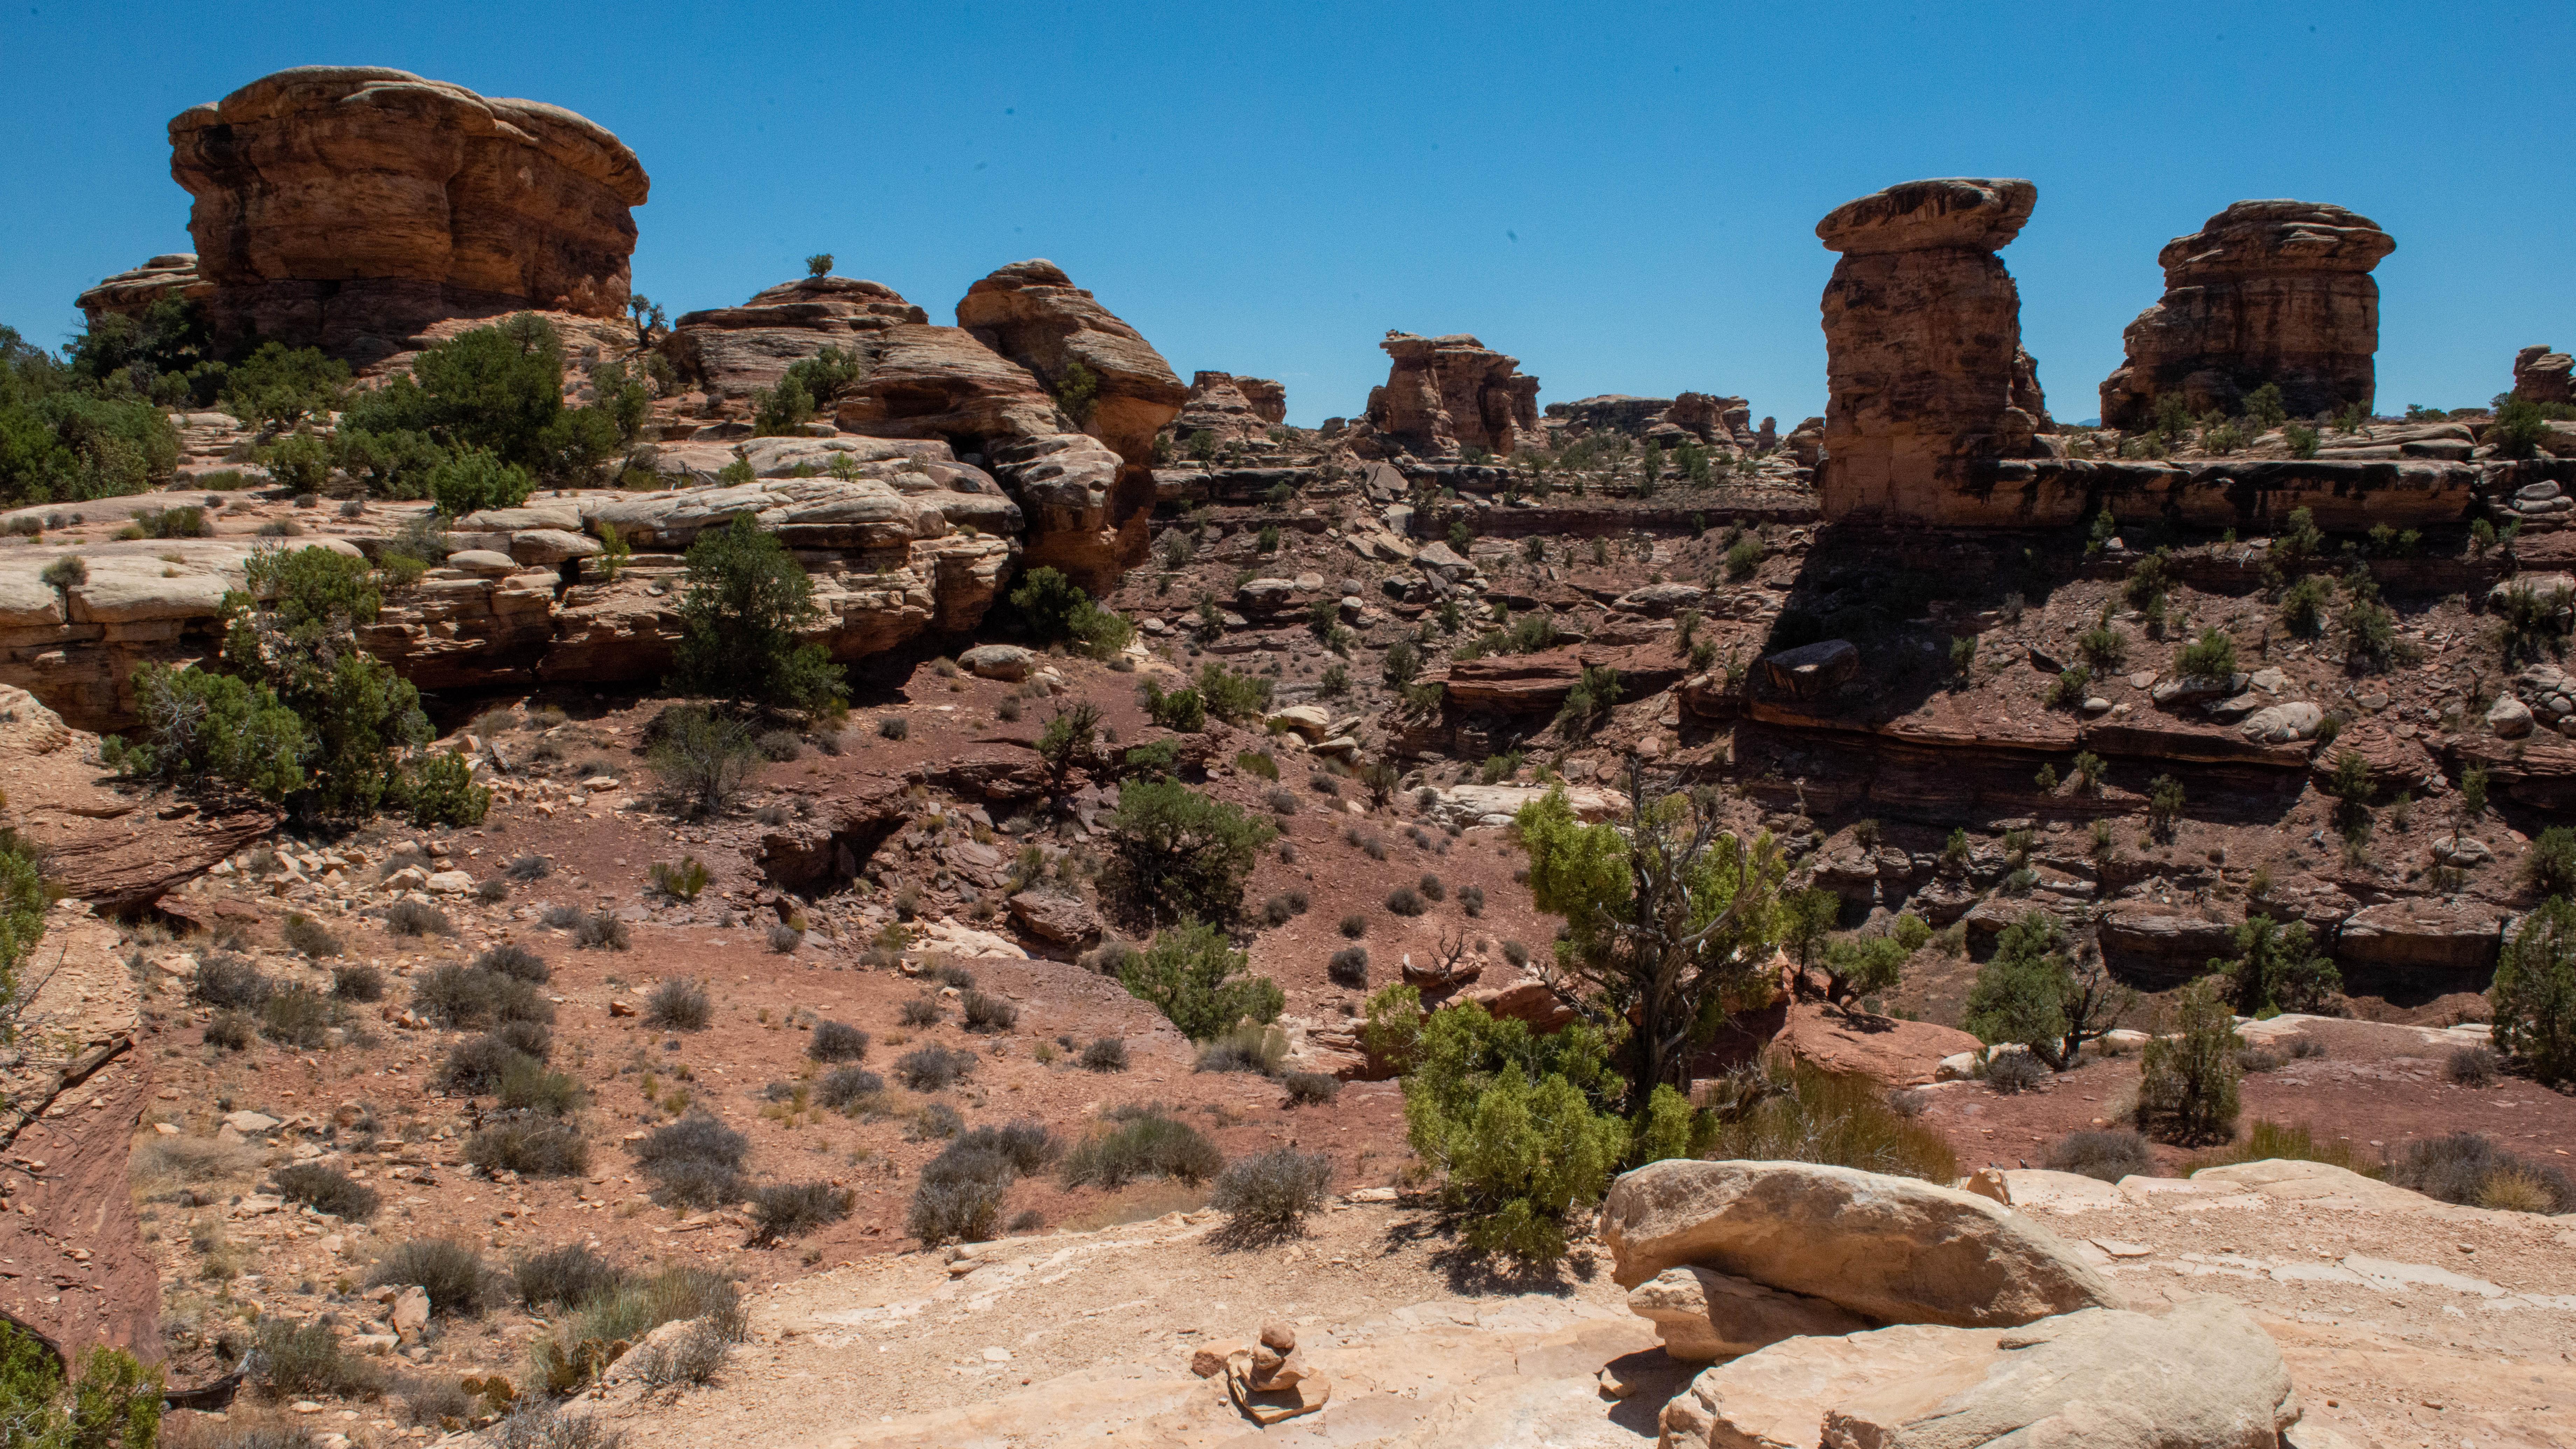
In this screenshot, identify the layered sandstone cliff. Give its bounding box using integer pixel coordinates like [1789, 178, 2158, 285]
[1815, 177, 2047, 524]
[2099, 200, 2393, 429]
[146, 66, 648, 366]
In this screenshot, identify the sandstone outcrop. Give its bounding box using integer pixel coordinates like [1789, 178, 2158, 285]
[163, 66, 649, 363]
[1815, 177, 2047, 524]
[663, 276, 926, 399]
[1626, 1265, 1868, 1363]
[2513, 345, 2574, 406]
[1601, 1158, 2121, 1327]
[1353, 332, 1539, 458]
[1164, 371, 1287, 447]
[0, 686, 276, 907]
[2099, 200, 2394, 429]
[1656, 1298, 2298, 1449]
[73, 253, 215, 326]
[1543, 393, 1754, 449]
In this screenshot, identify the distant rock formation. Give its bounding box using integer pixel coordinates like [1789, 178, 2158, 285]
[663, 276, 925, 399]
[1545, 393, 1755, 449]
[74, 253, 215, 326]
[2514, 345, 2574, 407]
[1164, 371, 1288, 448]
[1353, 332, 1539, 458]
[1814, 177, 2047, 524]
[143, 66, 648, 366]
[2098, 200, 2393, 429]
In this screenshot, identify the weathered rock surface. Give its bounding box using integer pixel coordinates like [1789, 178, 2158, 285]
[164, 66, 649, 363]
[1600, 1159, 2121, 1326]
[1353, 332, 1539, 458]
[1163, 371, 1287, 446]
[2513, 345, 2574, 406]
[957, 259, 1186, 486]
[663, 276, 926, 399]
[2332, 897, 2501, 981]
[1627, 1266, 1868, 1363]
[1769, 1003, 1982, 1086]
[74, 252, 216, 326]
[1422, 783, 1628, 830]
[1657, 1298, 2297, 1449]
[1544, 393, 1755, 450]
[1815, 178, 2046, 525]
[2100, 200, 2394, 429]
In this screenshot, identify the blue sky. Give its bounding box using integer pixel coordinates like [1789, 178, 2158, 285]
[5, 1, 2569, 427]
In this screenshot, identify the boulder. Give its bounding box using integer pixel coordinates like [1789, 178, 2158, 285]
[959, 645, 1036, 682]
[1626, 1266, 1868, 1363]
[2488, 695, 2536, 738]
[1769, 1003, 1982, 1086]
[1757, 639, 1860, 699]
[1162, 371, 1284, 447]
[1424, 783, 1628, 831]
[75, 253, 216, 327]
[165, 67, 648, 363]
[1007, 891, 1099, 946]
[664, 275, 927, 399]
[2100, 200, 2394, 429]
[1351, 332, 1540, 458]
[1657, 1298, 2296, 1449]
[955, 259, 1186, 488]
[2097, 898, 2243, 985]
[2513, 344, 2574, 407]
[1614, 582, 1707, 616]
[1814, 178, 2048, 525]
[2238, 700, 2323, 744]
[1600, 1159, 2121, 1326]
[1266, 705, 1332, 740]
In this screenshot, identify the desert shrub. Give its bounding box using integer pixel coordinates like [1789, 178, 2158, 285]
[1078, 1037, 1129, 1072]
[1339, 913, 1367, 939]
[895, 1044, 978, 1090]
[1209, 1148, 1331, 1240]
[646, 705, 760, 818]
[667, 514, 846, 711]
[1699, 1054, 1958, 1183]
[633, 1113, 748, 1208]
[281, 912, 340, 959]
[2138, 976, 2242, 1144]
[1385, 885, 1427, 916]
[2043, 1129, 2151, 1183]
[254, 1317, 383, 1400]
[1282, 1071, 1341, 1106]
[1118, 920, 1283, 1042]
[506, 854, 552, 882]
[441, 1034, 525, 1093]
[876, 715, 909, 740]
[467, 1113, 588, 1177]
[1104, 779, 1275, 924]
[747, 1182, 854, 1244]
[816, 1067, 885, 1110]
[644, 977, 711, 1030]
[1984, 1050, 2048, 1094]
[2174, 628, 2238, 679]
[2492, 894, 2576, 1085]
[257, 985, 339, 1048]
[191, 952, 271, 1010]
[367, 1238, 491, 1316]
[1195, 662, 1274, 723]
[935, 964, 978, 989]
[2445, 1044, 2501, 1087]
[2181, 1119, 2378, 1176]
[961, 990, 1018, 1032]
[398, 1375, 476, 1427]
[2387, 1132, 2575, 1213]
[1059, 1110, 1223, 1189]
[1141, 682, 1205, 732]
[385, 899, 450, 937]
[650, 857, 710, 903]
[497, 1020, 553, 1061]
[765, 921, 805, 954]
[331, 962, 384, 1002]
[272, 1162, 380, 1220]
[907, 1102, 965, 1141]
[1458, 884, 1485, 916]
[487, 1400, 630, 1449]
[808, 1021, 869, 1063]
[475, 943, 550, 985]
[1327, 946, 1369, 988]
[204, 1010, 254, 1050]
[513, 1244, 626, 1310]
[897, 996, 941, 1027]
[499, 1057, 582, 1115]
[1194, 1022, 1288, 1075]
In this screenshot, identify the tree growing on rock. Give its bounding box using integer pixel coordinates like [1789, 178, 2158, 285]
[2208, 915, 2341, 1015]
[669, 513, 847, 714]
[1514, 762, 1784, 1112]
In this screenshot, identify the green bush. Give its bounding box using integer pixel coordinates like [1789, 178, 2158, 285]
[1008, 566, 1133, 659]
[2492, 894, 2576, 1085]
[339, 314, 625, 482]
[1141, 682, 1205, 732]
[2137, 976, 2242, 1145]
[0, 1318, 163, 1449]
[0, 324, 184, 503]
[261, 430, 333, 494]
[1104, 778, 1275, 923]
[2525, 826, 2576, 898]
[103, 663, 307, 800]
[426, 449, 535, 518]
[1058, 1108, 1223, 1189]
[1700, 1054, 1955, 1182]
[2491, 398, 2555, 460]
[221, 341, 350, 430]
[2209, 915, 2342, 1014]
[1119, 920, 1283, 1041]
[1819, 933, 1907, 1008]
[2174, 628, 2237, 678]
[1195, 662, 1274, 723]
[668, 513, 846, 712]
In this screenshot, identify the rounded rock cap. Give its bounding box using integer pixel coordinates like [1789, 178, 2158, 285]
[1816, 177, 2036, 255]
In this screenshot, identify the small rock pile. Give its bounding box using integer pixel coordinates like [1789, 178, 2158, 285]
[1190, 1321, 1330, 1424]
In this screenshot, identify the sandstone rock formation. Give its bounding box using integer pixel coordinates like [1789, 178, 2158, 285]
[1353, 332, 1539, 458]
[1656, 1298, 2298, 1449]
[2513, 345, 2574, 406]
[73, 253, 215, 326]
[1601, 1158, 2121, 1328]
[1626, 1265, 1868, 1363]
[662, 276, 925, 399]
[162, 67, 649, 364]
[0, 686, 276, 907]
[1164, 371, 1288, 447]
[2099, 200, 2394, 429]
[1542, 393, 1754, 449]
[1815, 178, 2047, 523]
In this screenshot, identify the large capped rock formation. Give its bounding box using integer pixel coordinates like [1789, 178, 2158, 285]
[1355, 332, 1540, 458]
[2099, 200, 2394, 429]
[73, 253, 215, 326]
[1164, 371, 1289, 447]
[1815, 177, 2047, 523]
[2513, 345, 2574, 406]
[663, 276, 926, 399]
[156, 66, 648, 364]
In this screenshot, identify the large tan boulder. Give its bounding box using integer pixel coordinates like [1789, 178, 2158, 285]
[1659, 1298, 2296, 1449]
[2100, 200, 2394, 430]
[956, 260, 1186, 479]
[1628, 1266, 1868, 1364]
[164, 66, 648, 363]
[1600, 1160, 2121, 1326]
[1815, 178, 2047, 526]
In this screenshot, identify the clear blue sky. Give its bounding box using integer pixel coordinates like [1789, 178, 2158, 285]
[5, 1, 2569, 428]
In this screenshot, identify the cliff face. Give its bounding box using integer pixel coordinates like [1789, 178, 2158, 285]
[2099, 200, 2393, 429]
[1814, 177, 2045, 524]
[159, 66, 648, 365]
